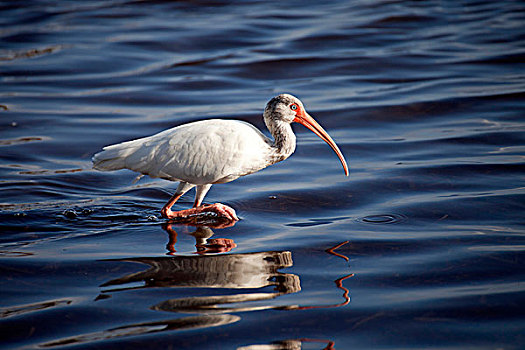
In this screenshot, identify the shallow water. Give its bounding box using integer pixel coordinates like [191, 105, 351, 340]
[1, 0, 524, 349]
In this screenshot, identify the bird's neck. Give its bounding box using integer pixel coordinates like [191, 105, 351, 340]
[267, 119, 296, 164]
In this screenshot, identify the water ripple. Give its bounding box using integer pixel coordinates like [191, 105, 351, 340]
[357, 214, 408, 225]
[0, 0, 523, 349]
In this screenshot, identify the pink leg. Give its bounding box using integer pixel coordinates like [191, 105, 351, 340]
[160, 192, 184, 219]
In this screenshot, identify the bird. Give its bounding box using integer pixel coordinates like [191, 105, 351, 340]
[92, 94, 348, 222]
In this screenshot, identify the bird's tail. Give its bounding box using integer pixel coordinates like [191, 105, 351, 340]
[92, 140, 139, 171]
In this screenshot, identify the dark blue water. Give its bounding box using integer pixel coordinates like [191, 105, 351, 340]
[1, 1, 524, 349]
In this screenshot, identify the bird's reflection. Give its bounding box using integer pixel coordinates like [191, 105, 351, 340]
[42, 225, 351, 348]
[100, 249, 301, 296]
[100, 224, 351, 324]
[101, 224, 301, 316]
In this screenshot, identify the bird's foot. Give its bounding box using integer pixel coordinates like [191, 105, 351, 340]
[162, 203, 239, 222]
[198, 203, 239, 221]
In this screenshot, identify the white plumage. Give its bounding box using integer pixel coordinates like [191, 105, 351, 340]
[93, 119, 272, 185]
[93, 94, 348, 222]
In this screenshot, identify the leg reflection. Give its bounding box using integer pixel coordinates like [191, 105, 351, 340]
[163, 223, 237, 255]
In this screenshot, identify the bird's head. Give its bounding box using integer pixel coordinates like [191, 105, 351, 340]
[264, 94, 349, 176]
[264, 93, 305, 124]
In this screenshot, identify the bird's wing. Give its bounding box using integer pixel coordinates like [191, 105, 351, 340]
[93, 119, 273, 185]
[157, 119, 273, 184]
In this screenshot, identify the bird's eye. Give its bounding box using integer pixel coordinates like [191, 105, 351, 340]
[290, 104, 298, 111]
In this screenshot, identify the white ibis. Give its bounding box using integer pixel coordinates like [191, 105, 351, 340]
[92, 94, 348, 221]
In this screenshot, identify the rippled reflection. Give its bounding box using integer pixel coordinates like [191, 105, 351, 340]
[238, 338, 336, 350]
[41, 315, 240, 348]
[100, 249, 300, 295]
[0, 298, 73, 319]
[40, 246, 299, 346]
[36, 225, 352, 348]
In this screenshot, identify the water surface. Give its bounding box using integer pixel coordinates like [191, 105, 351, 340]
[1, 0, 524, 349]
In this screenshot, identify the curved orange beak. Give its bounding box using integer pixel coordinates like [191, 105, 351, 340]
[294, 111, 349, 176]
